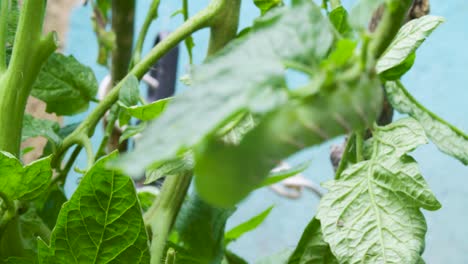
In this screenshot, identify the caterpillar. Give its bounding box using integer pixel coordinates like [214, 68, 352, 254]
[194, 74, 383, 207]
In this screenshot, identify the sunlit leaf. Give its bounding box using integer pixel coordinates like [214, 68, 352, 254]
[317, 118, 441, 264]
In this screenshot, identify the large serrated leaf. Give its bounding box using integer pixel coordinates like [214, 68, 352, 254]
[386, 81, 468, 165]
[31, 53, 98, 116]
[37, 153, 150, 264]
[288, 218, 338, 264]
[317, 118, 441, 264]
[377, 15, 444, 75]
[118, 0, 335, 176]
[0, 152, 51, 201]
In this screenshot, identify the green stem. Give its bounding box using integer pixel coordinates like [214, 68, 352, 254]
[53, 0, 231, 168]
[0, 0, 57, 156]
[207, 0, 241, 56]
[144, 173, 192, 264]
[96, 106, 120, 159]
[0, 192, 15, 228]
[368, 0, 413, 60]
[0, 0, 10, 72]
[131, 0, 160, 67]
[111, 0, 135, 84]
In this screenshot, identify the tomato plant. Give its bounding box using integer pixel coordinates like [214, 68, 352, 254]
[0, 0, 464, 263]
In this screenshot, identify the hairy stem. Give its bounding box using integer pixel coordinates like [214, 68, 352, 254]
[144, 173, 192, 264]
[0, 0, 57, 156]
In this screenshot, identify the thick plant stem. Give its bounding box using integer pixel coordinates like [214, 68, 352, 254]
[53, 0, 232, 167]
[107, 0, 136, 153]
[207, 0, 241, 56]
[111, 0, 135, 84]
[144, 173, 192, 264]
[0, 0, 57, 156]
[369, 0, 413, 59]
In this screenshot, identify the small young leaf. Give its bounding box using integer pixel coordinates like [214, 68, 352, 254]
[258, 162, 309, 188]
[329, 6, 351, 35]
[287, 218, 338, 264]
[224, 206, 273, 245]
[119, 75, 140, 107]
[317, 118, 441, 264]
[120, 122, 146, 143]
[21, 114, 61, 147]
[0, 153, 52, 201]
[253, 0, 282, 14]
[38, 153, 150, 263]
[223, 250, 248, 264]
[377, 15, 444, 75]
[120, 97, 171, 121]
[31, 53, 98, 116]
[386, 81, 468, 165]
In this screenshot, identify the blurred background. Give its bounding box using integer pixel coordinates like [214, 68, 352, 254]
[36, 0, 468, 262]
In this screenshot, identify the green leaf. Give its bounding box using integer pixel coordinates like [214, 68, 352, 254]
[145, 152, 194, 184]
[137, 188, 158, 212]
[287, 218, 338, 264]
[224, 206, 273, 245]
[118, 75, 141, 126]
[349, 0, 385, 29]
[22, 114, 61, 146]
[0, 153, 52, 201]
[118, 0, 335, 177]
[38, 153, 150, 263]
[31, 53, 98, 116]
[385, 81, 468, 165]
[329, 6, 351, 35]
[253, 0, 282, 14]
[379, 51, 416, 80]
[120, 122, 146, 144]
[317, 118, 441, 264]
[119, 75, 140, 107]
[258, 162, 309, 188]
[36, 186, 67, 230]
[377, 15, 444, 74]
[174, 193, 233, 263]
[120, 97, 171, 121]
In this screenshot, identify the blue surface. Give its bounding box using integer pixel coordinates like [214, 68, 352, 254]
[64, 0, 468, 262]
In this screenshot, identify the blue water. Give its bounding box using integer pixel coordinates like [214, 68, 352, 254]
[64, 1, 468, 262]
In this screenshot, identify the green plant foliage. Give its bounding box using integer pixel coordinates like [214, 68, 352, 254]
[172, 194, 233, 263]
[120, 98, 171, 122]
[21, 115, 61, 146]
[222, 250, 248, 264]
[145, 152, 194, 184]
[288, 218, 337, 264]
[118, 75, 141, 126]
[253, 0, 282, 14]
[31, 53, 98, 116]
[377, 15, 444, 77]
[224, 206, 273, 245]
[118, 0, 336, 177]
[0, 152, 51, 201]
[258, 162, 309, 188]
[194, 73, 382, 207]
[329, 6, 351, 35]
[317, 118, 441, 264]
[37, 153, 150, 263]
[386, 81, 468, 164]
